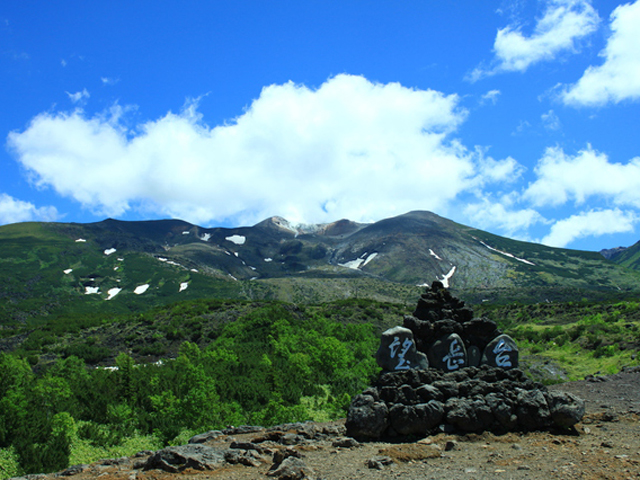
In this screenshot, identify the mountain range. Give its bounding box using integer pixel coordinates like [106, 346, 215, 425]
[2, 210, 640, 325]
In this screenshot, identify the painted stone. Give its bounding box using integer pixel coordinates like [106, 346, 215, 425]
[428, 333, 467, 372]
[481, 334, 519, 369]
[375, 326, 429, 372]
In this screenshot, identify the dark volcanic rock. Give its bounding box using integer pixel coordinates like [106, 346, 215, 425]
[375, 326, 429, 372]
[428, 333, 467, 372]
[349, 282, 584, 441]
[345, 393, 389, 439]
[481, 334, 519, 369]
[347, 366, 585, 440]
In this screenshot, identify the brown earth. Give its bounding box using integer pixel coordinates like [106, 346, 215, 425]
[26, 368, 640, 480]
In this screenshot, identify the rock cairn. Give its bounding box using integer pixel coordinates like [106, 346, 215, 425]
[403, 280, 517, 371]
[347, 282, 585, 440]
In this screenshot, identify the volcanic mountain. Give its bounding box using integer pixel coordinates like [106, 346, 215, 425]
[1, 210, 639, 323]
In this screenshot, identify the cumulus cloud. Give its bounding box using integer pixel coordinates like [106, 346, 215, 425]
[470, 0, 600, 81]
[524, 145, 640, 207]
[561, 0, 640, 106]
[7, 74, 522, 226]
[465, 196, 545, 239]
[0, 193, 59, 225]
[541, 208, 637, 247]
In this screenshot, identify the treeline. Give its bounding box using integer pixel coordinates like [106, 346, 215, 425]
[0, 303, 379, 476]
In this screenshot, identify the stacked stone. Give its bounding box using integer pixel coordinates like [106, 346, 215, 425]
[345, 365, 585, 440]
[403, 281, 517, 371]
[347, 281, 585, 441]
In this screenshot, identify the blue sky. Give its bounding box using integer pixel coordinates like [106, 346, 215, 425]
[2, 1, 640, 252]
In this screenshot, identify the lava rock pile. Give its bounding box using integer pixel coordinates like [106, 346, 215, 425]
[346, 282, 585, 440]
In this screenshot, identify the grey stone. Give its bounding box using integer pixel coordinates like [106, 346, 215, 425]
[143, 445, 225, 472]
[267, 456, 313, 480]
[367, 455, 394, 469]
[546, 391, 585, 428]
[481, 334, 519, 369]
[188, 430, 224, 444]
[223, 449, 264, 467]
[375, 326, 429, 372]
[428, 333, 467, 372]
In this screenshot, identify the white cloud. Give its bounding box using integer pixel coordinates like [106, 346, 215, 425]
[465, 196, 545, 239]
[561, 0, 640, 106]
[480, 89, 501, 105]
[66, 89, 90, 104]
[524, 145, 640, 207]
[101, 77, 119, 86]
[0, 193, 60, 225]
[470, 0, 600, 81]
[541, 208, 637, 247]
[541, 109, 561, 130]
[7, 74, 521, 227]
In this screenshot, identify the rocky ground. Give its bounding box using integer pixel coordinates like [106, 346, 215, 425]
[18, 368, 640, 480]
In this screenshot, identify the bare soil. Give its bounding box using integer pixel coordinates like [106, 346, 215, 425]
[32, 368, 640, 480]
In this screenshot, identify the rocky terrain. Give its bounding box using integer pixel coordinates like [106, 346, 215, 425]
[14, 367, 640, 480]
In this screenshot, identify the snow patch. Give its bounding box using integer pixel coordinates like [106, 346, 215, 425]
[190, 268, 198, 273]
[84, 286, 99, 295]
[339, 252, 378, 270]
[107, 288, 122, 300]
[440, 266, 457, 288]
[363, 252, 378, 266]
[63, 268, 73, 274]
[104, 248, 116, 255]
[480, 241, 535, 266]
[429, 249, 443, 260]
[264, 258, 273, 262]
[158, 257, 168, 262]
[179, 282, 189, 292]
[182, 231, 190, 235]
[226, 235, 246, 245]
[133, 284, 149, 295]
[75, 238, 86, 243]
[200, 233, 211, 242]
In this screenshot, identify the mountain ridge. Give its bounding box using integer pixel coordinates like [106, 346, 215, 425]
[2, 210, 640, 325]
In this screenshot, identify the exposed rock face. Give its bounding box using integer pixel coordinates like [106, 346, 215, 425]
[346, 366, 585, 440]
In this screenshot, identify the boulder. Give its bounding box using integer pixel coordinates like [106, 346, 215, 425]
[428, 333, 467, 372]
[144, 445, 225, 472]
[388, 401, 444, 436]
[375, 326, 428, 372]
[481, 334, 519, 369]
[546, 391, 586, 428]
[345, 394, 389, 439]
